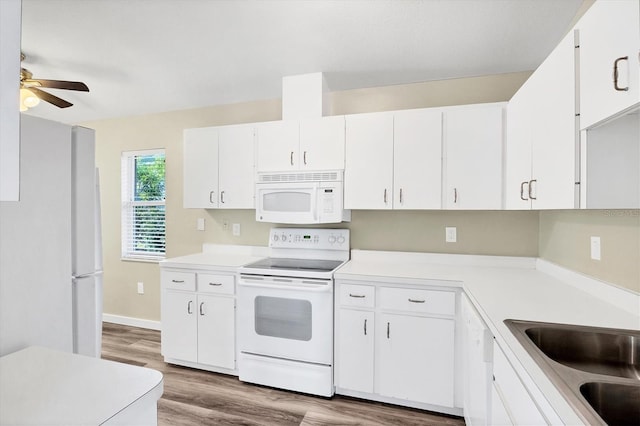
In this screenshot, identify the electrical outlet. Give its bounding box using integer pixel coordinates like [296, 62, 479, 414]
[196, 218, 205, 231]
[137, 282, 144, 294]
[590, 236, 601, 260]
[232, 223, 241, 236]
[445, 226, 457, 243]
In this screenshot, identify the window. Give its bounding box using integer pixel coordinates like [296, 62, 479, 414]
[121, 149, 166, 260]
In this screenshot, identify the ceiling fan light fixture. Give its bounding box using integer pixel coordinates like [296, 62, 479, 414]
[20, 88, 40, 110]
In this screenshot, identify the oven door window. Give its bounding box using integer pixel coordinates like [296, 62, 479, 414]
[254, 296, 312, 341]
[263, 191, 311, 213]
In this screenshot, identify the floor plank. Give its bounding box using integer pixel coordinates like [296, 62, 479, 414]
[101, 322, 465, 426]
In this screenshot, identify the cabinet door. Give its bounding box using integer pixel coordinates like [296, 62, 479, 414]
[344, 112, 394, 209]
[161, 290, 197, 362]
[377, 313, 455, 407]
[218, 125, 255, 208]
[531, 31, 578, 209]
[183, 127, 219, 208]
[579, 0, 640, 129]
[505, 85, 533, 210]
[444, 105, 504, 209]
[299, 116, 345, 170]
[336, 309, 374, 393]
[256, 121, 299, 172]
[196, 294, 235, 369]
[393, 109, 442, 209]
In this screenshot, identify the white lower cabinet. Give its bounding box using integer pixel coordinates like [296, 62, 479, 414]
[491, 342, 547, 425]
[335, 281, 458, 414]
[161, 269, 236, 373]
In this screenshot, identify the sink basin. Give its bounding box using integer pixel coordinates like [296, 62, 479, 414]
[524, 326, 640, 379]
[580, 382, 640, 426]
[505, 319, 640, 425]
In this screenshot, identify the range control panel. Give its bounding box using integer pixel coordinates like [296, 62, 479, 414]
[269, 228, 350, 250]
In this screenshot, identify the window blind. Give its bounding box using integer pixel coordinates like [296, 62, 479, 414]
[121, 149, 166, 260]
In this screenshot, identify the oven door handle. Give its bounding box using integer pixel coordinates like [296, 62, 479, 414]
[239, 279, 332, 293]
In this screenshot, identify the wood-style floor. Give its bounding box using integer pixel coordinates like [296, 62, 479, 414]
[101, 323, 466, 426]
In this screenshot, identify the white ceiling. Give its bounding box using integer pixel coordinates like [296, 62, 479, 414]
[21, 0, 585, 125]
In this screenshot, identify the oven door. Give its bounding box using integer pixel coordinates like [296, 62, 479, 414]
[255, 182, 319, 224]
[237, 275, 333, 365]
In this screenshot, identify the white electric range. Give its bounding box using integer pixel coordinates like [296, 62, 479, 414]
[237, 227, 350, 397]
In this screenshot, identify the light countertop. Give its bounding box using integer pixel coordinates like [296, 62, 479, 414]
[160, 244, 268, 271]
[0, 346, 163, 425]
[335, 249, 640, 425]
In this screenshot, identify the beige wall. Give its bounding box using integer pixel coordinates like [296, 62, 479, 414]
[539, 210, 640, 293]
[85, 70, 636, 322]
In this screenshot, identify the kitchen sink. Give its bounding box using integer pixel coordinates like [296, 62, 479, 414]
[505, 319, 640, 425]
[523, 325, 640, 379]
[580, 382, 640, 426]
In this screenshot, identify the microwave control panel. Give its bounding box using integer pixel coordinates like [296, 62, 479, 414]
[269, 228, 350, 250]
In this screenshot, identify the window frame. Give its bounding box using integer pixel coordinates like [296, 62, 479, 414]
[121, 149, 166, 262]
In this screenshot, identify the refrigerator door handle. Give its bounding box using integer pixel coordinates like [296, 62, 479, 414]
[72, 270, 104, 280]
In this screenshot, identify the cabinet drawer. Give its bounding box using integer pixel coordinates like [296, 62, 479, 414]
[197, 273, 234, 295]
[339, 284, 375, 308]
[162, 271, 196, 291]
[379, 287, 455, 316]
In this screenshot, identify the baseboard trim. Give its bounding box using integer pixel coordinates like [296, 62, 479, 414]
[103, 314, 161, 331]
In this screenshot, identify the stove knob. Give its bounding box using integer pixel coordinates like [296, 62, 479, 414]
[337, 236, 346, 244]
[281, 234, 287, 242]
[328, 236, 336, 244]
[273, 234, 279, 242]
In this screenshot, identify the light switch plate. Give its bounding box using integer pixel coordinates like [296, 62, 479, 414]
[196, 218, 205, 231]
[445, 227, 457, 243]
[590, 236, 601, 260]
[232, 223, 241, 236]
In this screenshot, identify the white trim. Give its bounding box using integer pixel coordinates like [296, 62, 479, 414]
[536, 258, 640, 316]
[103, 314, 161, 331]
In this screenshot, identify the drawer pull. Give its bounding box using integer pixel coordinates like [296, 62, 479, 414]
[349, 293, 366, 298]
[209, 282, 222, 286]
[408, 298, 426, 303]
[172, 279, 185, 283]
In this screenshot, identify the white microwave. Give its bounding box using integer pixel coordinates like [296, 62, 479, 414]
[255, 171, 351, 224]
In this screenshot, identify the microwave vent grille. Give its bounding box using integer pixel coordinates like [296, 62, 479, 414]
[258, 171, 340, 183]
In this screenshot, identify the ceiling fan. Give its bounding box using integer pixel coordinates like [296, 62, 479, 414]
[19, 53, 89, 110]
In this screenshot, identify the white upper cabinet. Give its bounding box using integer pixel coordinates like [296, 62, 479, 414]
[344, 111, 395, 209]
[183, 124, 255, 209]
[183, 127, 219, 208]
[393, 109, 442, 209]
[255, 120, 299, 172]
[218, 125, 255, 209]
[299, 116, 345, 170]
[443, 104, 504, 210]
[256, 116, 345, 172]
[579, 0, 640, 129]
[505, 31, 578, 210]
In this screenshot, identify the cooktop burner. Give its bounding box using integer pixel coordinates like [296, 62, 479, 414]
[242, 257, 344, 273]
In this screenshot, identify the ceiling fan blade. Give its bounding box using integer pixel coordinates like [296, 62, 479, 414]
[26, 79, 89, 92]
[29, 87, 73, 108]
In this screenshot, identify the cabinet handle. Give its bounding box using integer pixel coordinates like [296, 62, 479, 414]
[209, 282, 222, 286]
[529, 179, 537, 200]
[387, 322, 390, 339]
[520, 181, 529, 201]
[408, 298, 426, 303]
[199, 302, 205, 316]
[454, 188, 458, 204]
[399, 188, 403, 204]
[290, 151, 294, 166]
[220, 190, 225, 204]
[613, 56, 629, 91]
[187, 300, 193, 314]
[364, 318, 367, 336]
[303, 151, 307, 165]
[209, 191, 215, 204]
[349, 293, 365, 298]
[172, 279, 185, 283]
[384, 189, 388, 204]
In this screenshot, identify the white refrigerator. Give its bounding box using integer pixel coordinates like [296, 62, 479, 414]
[0, 114, 103, 358]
